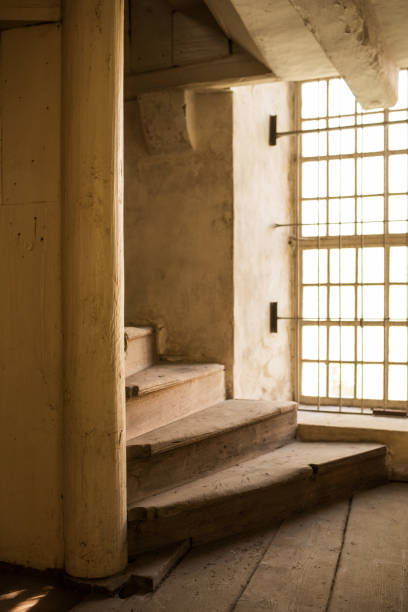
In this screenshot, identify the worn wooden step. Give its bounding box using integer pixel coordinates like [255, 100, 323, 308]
[126, 363, 225, 438]
[127, 399, 297, 502]
[66, 540, 190, 596]
[125, 326, 155, 378]
[128, 441, 388, 555]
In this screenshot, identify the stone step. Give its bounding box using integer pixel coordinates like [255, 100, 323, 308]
[126, 363, 225, 438]
[127, 399, 297, 503]
[127, 441, 388, 556]
[125, 326, 155, 378]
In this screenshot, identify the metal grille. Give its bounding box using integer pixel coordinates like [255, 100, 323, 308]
[297, 72, 408, 415]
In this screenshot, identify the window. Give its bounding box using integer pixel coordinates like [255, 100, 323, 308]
[298, 72, 408, 413]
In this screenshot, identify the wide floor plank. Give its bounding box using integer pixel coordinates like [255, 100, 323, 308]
[125, 527, 278, 612]
[235, 501, 348, 611]
[329, 483, 408, 612]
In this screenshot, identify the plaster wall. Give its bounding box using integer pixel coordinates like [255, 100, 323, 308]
[0, 24, 63, 569]
[233, 83, 295, 400]
[124, 91, 235, 393]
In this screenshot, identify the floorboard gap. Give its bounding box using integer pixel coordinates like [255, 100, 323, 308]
[325, 496, 353, 612]
[229, 525, 281, 612]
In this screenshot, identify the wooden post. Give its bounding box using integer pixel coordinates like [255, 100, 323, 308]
[62, 0, 127, 578]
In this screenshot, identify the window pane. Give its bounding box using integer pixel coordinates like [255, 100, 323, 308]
[303, 249, 328, 284]
[329, 159, 355, 197]
[330, 248, 356, 283]
[328, 198, 355, 236]
[357, 156, 384, 195]
[357, 126, 384, 153]
[303, 286, 327, 320]
[357, 197, 384, 235]
[302, 362, 327, 396]
[357, 285, 384, 320]
[388, 122, 408, 151]
[302, 80, 327, 118]
[357, 326, 384, 362]
[389, 110, 408, 123]
[357, 107, 383, 119]
[388, 365, 408, 401]
[390, 246, 408, 282]
[358, 247, 384, 283]
[302, 200, 327, 237]
[389, 154, 408, 193]
[302, 120, 327, 157]
[389, 327, 408, 363]
[328, 79, 355, 116]
[389, 195, 408, 234]
[302, 161, 327, 198]
[329, 363, 354, 398]
[329, 326, 355, 361]
[329, 116, 355, 128]
[357, 364, 383, 399]
[299, 73, 408, 408]
[329, 128, 355, 155]
[302, 325, 327, 360]
[330, 286, 355, 320]
[389, 285, 408, 320]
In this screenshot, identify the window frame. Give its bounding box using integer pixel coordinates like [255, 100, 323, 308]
[297, 74, 408, 414]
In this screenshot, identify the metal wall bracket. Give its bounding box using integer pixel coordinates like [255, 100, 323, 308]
[270, 302, 278, 333]
[269, 115, 277, 146]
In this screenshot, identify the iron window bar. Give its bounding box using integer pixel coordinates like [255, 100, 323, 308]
[271, 116, 408, 144]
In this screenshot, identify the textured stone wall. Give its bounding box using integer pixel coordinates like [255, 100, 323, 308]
[125, 91, 235, 393]
[125, 82, 295, 401]
[233, 82, 296, 400]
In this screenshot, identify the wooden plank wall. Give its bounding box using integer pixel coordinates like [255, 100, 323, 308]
[0, 1, 60, 21]
[126, 0, 230, 75]
[0, 23, 63, 569]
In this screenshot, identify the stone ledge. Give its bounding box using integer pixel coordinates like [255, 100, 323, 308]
[297, 410, 408, 481]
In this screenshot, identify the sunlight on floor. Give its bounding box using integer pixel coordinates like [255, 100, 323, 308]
[0, 586, 53, 612]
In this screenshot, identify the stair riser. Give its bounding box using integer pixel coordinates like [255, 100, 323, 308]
[126, 370, 225, 439]
[125, 334, 155, 378]
[127, 409, 297, 502]
[128, 453, 388, 555]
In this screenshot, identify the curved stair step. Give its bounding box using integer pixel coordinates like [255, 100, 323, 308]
[127, 399, 297, 502]
[128, 441, 388, 555]
[125, 326, 155, 377]
[126, 363, 225, 439]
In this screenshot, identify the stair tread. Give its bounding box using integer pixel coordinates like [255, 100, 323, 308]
[127, 441, 386, 518]
[125, 326, 154, 340]
[126, 363, 224, 399]
[127, 399, 297, 458]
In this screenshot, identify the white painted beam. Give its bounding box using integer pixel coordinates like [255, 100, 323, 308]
[288, 0, 398, 108]
[204, 0, 336, 81]
[205, 0, 398, 108]
[204, 0, 269, 66]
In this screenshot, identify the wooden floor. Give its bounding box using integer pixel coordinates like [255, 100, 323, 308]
[1, 483, 407, 612]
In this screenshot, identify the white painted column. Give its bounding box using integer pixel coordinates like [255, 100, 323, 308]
[62, 0, 127, 578]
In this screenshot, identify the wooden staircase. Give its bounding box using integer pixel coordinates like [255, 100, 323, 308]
[125, 327, 389, 560]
